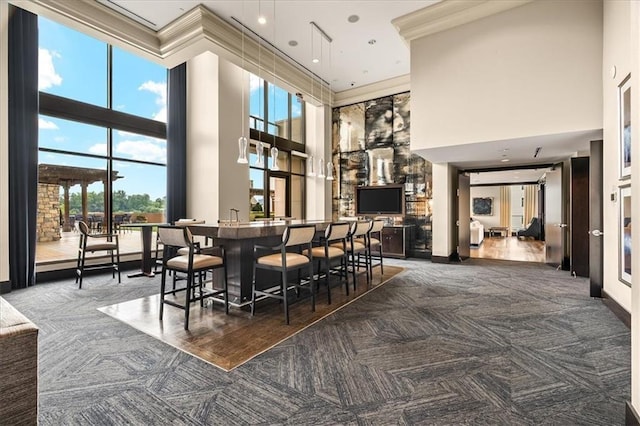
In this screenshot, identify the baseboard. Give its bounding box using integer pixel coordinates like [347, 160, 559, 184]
[431, 252, 462, 264]
[0, 280, 11, 294]
[626, 401, 640, 425]
[602, 289, 631, 329]
[36, 260, 141, 282]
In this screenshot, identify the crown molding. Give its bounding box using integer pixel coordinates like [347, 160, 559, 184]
[11, 0, 160, 58]
[333, 74, 410, 107]
[10, 0, 331, 107]
[392, 0, 532, 43]
[158, 5, 330, 105]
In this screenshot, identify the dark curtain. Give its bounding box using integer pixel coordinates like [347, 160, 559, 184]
[8, 6, 38, 289]
[166, 63, 187, 223]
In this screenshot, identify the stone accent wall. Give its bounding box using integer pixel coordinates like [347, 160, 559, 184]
[37, 184, 61, 242]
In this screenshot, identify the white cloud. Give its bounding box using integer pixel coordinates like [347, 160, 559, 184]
[54, 136, 66, 143]
[250, 75, 262, 92]
[115, 139, 166, 163]
[89, 143, 107, 156]
[38, 48, 62, 90]
[153, 106, 167, 122]
[139, 80, 167, 123]
[39, 118, 58, 130]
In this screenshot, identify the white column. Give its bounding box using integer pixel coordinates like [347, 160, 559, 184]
[305, 102, 331, 220]
[186, 52, 250, 223]
[431, 162, 457, 259]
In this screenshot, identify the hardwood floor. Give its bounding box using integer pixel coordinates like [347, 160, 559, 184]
[99, 265, 403, 371]
[470, 236, 545, 262]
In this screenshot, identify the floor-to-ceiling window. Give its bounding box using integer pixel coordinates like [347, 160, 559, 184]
[248, 73, 306, 220]
[36, 16, 167, 265]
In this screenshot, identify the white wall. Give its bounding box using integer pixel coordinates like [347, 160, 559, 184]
[633, 0, 640, 413]
[411, 0, 603, 151]
[602, 0, 632, 312]
[0, 2, 9, 285]
[469, 186, 501, 229]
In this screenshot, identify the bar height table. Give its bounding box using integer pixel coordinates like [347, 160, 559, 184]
[119, 222, 168, 277]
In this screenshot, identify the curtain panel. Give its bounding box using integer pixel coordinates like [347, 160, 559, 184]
[500, 186, 511, 233]
[523, 184, 538, 225]
[166, 63, 187, 223]
[8, 6, 38, 289]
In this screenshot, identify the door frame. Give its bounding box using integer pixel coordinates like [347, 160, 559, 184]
[266, 171, 291, 218]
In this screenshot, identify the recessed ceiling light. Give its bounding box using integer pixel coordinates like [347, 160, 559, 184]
[312, 58, 319, 64]
[348, 14, 359, 23]
[501, 158, 510, 163]
[258, 16, 266, 25]
[368, 39, 376, 45]
[363, 70, 368, 74]
[288, 40, 298, 47]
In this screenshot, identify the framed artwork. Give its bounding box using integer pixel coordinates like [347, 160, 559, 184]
[619, 185, 631, 286]
[619, 74, 631, 179]
[472, 197, 493, 215]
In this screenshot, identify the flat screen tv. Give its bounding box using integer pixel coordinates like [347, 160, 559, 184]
[356, 185, 405, 216]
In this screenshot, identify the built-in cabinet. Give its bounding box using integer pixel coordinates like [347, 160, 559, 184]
[382, 225, 414, 258]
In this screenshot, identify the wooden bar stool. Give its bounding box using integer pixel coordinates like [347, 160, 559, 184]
[157, 225, 228, 330]
[304, 222, 351, 303]
[76, 220, 121, 289]
[251, 224, 316, 325]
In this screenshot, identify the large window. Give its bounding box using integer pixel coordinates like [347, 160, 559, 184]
[249, 73, 305, 150]
[36, 16, 167, 265]
[248, 73, 306, 220]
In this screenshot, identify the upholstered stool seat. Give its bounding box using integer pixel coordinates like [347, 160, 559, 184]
[305, 222, 350, 303]
[75, 220, 121, 289]
[252, 224, 316, 324]
[158, 225, 229, 330]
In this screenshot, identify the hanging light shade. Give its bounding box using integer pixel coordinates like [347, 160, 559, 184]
[237, 136, 248, 164]
[255, 140, 265, 167]
[307, 155, 315, 176]
[270, 146, 280, 171]
[318, 157, 325, 178]
[237, 1, 247, 166]
[326, 161, 334, 180]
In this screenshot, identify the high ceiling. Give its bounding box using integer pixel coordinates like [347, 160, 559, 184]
[93, 0, 600, 172]
[97, 0, 439, 93]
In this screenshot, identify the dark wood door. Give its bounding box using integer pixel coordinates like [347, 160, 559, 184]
[570, 157, 590, 277]
[545, 167, 564, 267]
[458, 173, 470, 260]
[589, 140, 604, 297]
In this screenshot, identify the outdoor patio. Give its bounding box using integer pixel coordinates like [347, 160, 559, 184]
[36, 227, 150, 266]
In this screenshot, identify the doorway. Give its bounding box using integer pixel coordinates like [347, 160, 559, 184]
[463, 168, 551, 263]
[268, 174, 290, 219]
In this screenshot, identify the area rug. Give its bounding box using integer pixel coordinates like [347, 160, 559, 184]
[98, 266, 403, 371]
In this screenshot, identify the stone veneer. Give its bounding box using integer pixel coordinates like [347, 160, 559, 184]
[37, 183, 61, 242]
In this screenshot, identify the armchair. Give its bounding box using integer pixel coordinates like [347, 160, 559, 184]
[517, 217, 541, 240]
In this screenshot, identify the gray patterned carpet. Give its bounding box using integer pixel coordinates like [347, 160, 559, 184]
[3, 258, 630, 425]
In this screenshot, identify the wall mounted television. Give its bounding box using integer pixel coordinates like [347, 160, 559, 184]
[356, 185, 405, 216]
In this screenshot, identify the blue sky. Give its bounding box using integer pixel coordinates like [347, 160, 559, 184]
[38, 17, 167, 200]
[37, 16, 298, 202]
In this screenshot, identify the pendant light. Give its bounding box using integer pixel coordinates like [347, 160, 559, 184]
[237, 1, 248, 164]
[269, 0, 279, 172]
[308, 155, 315, 176]
[318, 157, 325, 178]
[254, 2, 265, 168]
[255, 140, 264, 167]
[326, 161, 334, 180]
